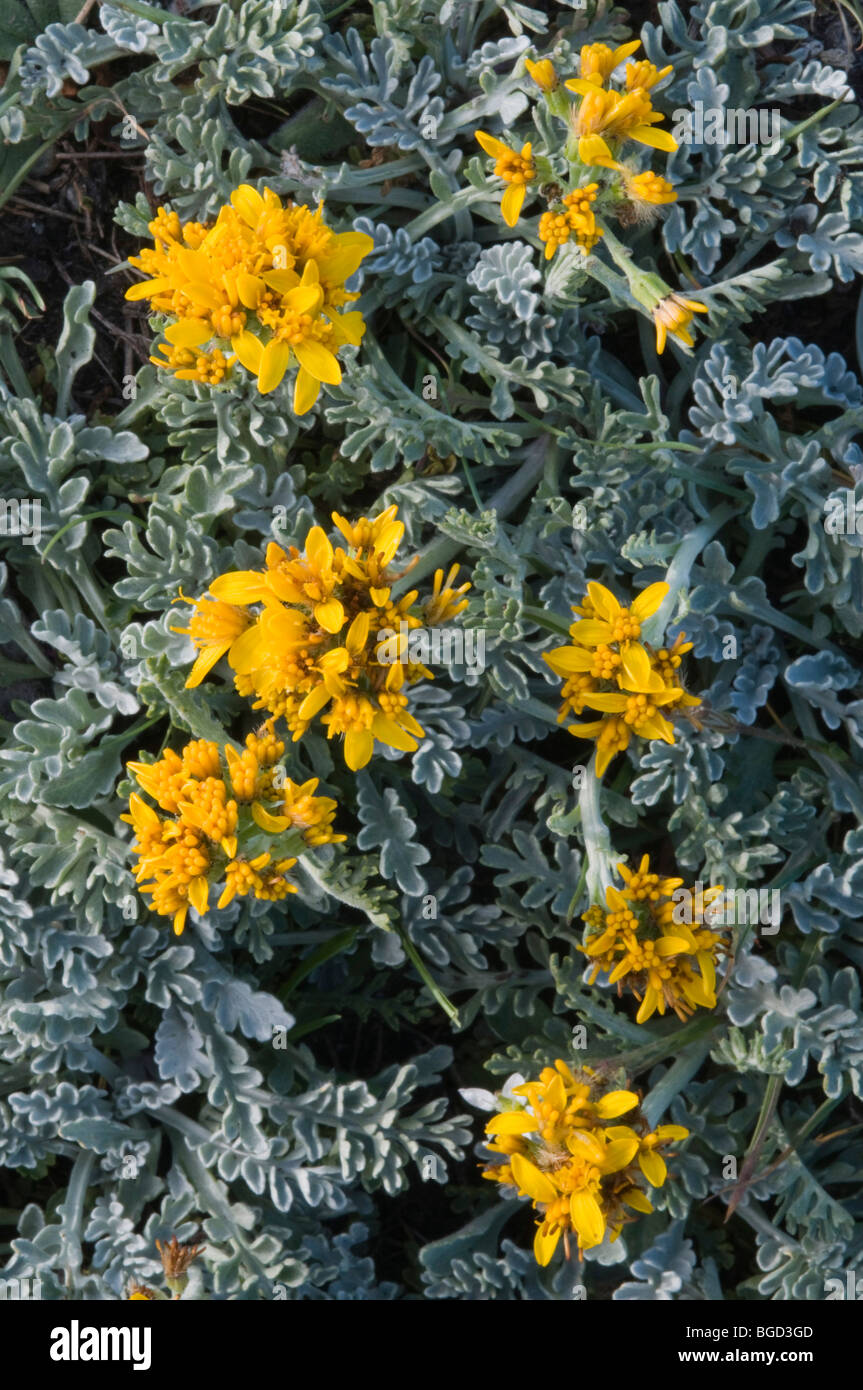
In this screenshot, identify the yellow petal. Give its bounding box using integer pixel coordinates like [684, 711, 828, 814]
[630, 125, 678, 152]
[566, 1129, 605, 1165]
[260, 270, 301, 295]
[544, 1072, 566, 1112]
[293, 366, 321, 415]
[510, 1152, 558, 1203]
[543, 646, 593, 674]
[237, 273, 265, 309]
[485, 1112, 538, 1137]
[639, 1148, 667, 1187]
[184, 642, 230, 689]
[370, 714, 419, 753]
[500, 182, 526, 227]
[533, 1224, 561, 1267]
[286, 283, 324, 316]
[293, 337, 341, 385]
[619, 643, 656, 690]
[231, 184, 266, 227]
[585, 582, 620, 622]
[346, 610, 370, 652]
[231, 331, 264, 375]
[569, 1190, 605, 1248]
[344, 728, 374, 770]
[655, 936, 692, 957]
[187, 877, 209, 915]
[565, 77, 599, 96]
[165, 318, 211, 347]
[314, 598, 345, 634]
[620, 1186, 653, 1214]
[209, 571, 268, 605]
[298, 685, 333, 721]
[569, 619, 612, 646]
[258, 339, 291, 394]
[600, 1136, 640, 1173]
[306, 526, 333, 568]
[581, 692, 629, 713]
[595, 1090, 639, 1119]
[636, 985, 659, 1023]
[251, 803, 290, 833]
[631, 581, 669, 621]
[125, 279, 167, 300]
[578, 133, 615, 165]
[475, 130, 509, 158]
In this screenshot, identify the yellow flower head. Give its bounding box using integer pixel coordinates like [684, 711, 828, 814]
[122, 728, 342, 933]
[538, 184, 603, 259]
[652, 292, 709, 354]
[482, 1059, 688, 1264]
[577, 41, 641, 87]
[542, 580, 700, 776]
[177, 509, 471, 772]
[581, 855, 729, 1023]
[172, 591, 252, 689]
[126, 186, 373, 412]
[625, 169, 678, 205]
[625, 59, 673, 92]
[524, 56, 558, 92]
[566, 84, 678, 167]
[425, 563, 471, 624]
[475, 131, 537, 226]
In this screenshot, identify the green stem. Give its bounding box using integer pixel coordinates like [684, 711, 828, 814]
[522, 604, 571, 637]
[277, 928, 358, 1001]
[725, 1073, 783, 1222]
[0, 137, 58, 213]
[395, 922, 460, 1026]
[41, 508, 140, 563]
[782, 98, 845, 144]
[0, 329, 34, 399]
[566, 853, 590, 923]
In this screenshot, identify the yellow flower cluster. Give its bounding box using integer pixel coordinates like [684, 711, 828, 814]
[564, 41, 676, 167]
[125, 185, 373, 411]
[473, 132, 537, 226]
[473, 43, 709, 354]
[483, 1060, 688, 1263]
[475, 41, 676, 230]
[538, 183, 602, 260]
[543, 580, 700, 777]
[581, 855, 730, 1023]
[123, 727, 344, 935]
[174, 506, 471, 772]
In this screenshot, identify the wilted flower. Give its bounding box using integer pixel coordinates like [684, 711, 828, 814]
[652, 292, 710, 354]
[157, 1233, 204, 1278]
